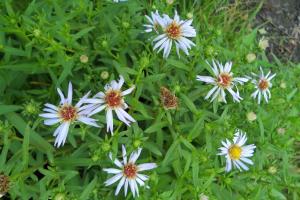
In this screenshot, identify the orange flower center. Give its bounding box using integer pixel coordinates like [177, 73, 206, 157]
[228, 145, 242, 160]
[258, 79, 269, 90]
[59, 105, 77, 122]
[217, 73, 232, 88]
[123, 163, 137, 179]
[105, 90, 122, 107]
[166, 22, 181, 39]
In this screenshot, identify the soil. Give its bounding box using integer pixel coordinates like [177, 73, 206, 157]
[256, 0, 300, 62]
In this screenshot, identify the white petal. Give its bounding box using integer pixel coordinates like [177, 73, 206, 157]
[44, 118, 61, 125]
[77, 116, 100, 127]
[40, 113, 59, 119]
[103, 168, 122, 174]
[104, 173, 123, 186]
[196, 76, 215, 84]
[121, 86, 135, 96]
[129, 179, 136, 197]
[109, 152, 123, 168]
[124, 179, 129, 197]
[129, 148, 142, 164]
[43, 108, 57, 113]
[115, 108, 130, 126]
[205, 86, 218, 100]
[45, 103, 59, 111]
[106, 109, 114, 134]
[88, 104, 106, 116]
[122, 145, 127, 165]
[119, 108, 136, 123]
[137, 174, 148, 181]
[115, 177, 125, 196]
[67, 82, 73, 104]
[137, 163, 157, 171]
[57, 88, 65, 104]
[54, 122, 70, 148]
[225, 157, 232, 172]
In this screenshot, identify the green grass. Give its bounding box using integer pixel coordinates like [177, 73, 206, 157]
[0, 0, 299, 199]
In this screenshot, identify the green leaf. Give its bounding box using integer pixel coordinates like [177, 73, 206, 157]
[0, 105, 22, 115]
[5, 112, 54, 153]
[79, 177, 98, 200]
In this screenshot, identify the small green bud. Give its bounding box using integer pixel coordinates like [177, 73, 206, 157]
[33, 29, 41, 37]
[101, 40, 108, 48]
[80, 55, 89, 63]
[186, 12, 193, 19]
[133, 140, 141, 148]
[122, 22, 130, 29]
[54, 193, 66, 200]
[101, 71, 109, 80]
[268, 166, 277, 174]
[102, 142, 111, 152]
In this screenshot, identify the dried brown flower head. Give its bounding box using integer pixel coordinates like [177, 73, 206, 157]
[160, 87, 178, 109]
[0, 174, 9, 197]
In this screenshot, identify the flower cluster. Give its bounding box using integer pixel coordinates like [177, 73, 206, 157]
[144, 10, 196, 58]
[197, 61, 276, 103]
[36, 9, 278, 199]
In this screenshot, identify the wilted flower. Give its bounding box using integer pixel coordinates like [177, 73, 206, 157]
[218, 130, 256, 172]
[84, 75, 135, 134]
[196, 60, 248, 103]
[103, 145, 157, 197]
[160, 87, 178, 109]
[258, 37, 269, 50]
[39, 82, 99, 148]
[0, 174, 9, 198]
[250, 67, 276, 104]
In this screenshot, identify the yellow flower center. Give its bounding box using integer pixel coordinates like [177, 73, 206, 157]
[217, 73, 232, 88]
[166, 22, 181, 39]
[258, 79, 269, 90]
[105, 90, 122, 108]
[228, 145, 242, 160]
[59, 105, 77, 122]
[123, 163, 137, 179]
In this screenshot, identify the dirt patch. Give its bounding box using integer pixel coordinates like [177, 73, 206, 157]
[256, 0, 300, 62]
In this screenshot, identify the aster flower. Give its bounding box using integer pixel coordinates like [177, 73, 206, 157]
[103, 145, 157, 197]
[250, 67, 276, 104]
[85, 75, 135, 134]
[144, 10, 164, 33]
[39, 82, 99, 148]
[196, 60, 249, 103]
[152, 10, 196, 58]
[218, 130, 256, 172]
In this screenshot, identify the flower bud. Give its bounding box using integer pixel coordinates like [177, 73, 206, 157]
[101, 71, 109, 80]
[247, 112, 257, 122]
[80, 55, 89, 63]
[246, 53, 256, 63]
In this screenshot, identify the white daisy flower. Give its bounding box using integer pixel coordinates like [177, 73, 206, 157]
[39, 82, 100, 148]
[250, 67, 276, 104]
[218, 130, 256, 172]
[196, 60, 249, 103]
[103, 145, 157, 197]
[85, 75, 135, 134]
[152, 10, 196, 58]
[144, 10, 164, 33]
